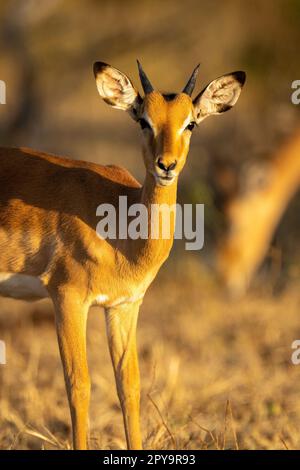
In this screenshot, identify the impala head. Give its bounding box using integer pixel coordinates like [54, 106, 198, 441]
[94, 61, 246, 187]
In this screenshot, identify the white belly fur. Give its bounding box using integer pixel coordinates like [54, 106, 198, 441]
[0, 273, 48, 301]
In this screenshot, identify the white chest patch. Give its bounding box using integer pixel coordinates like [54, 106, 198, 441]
[93, 292, 145, 308]
[0, 273, 48, 301]
[94, 294, 109, 305]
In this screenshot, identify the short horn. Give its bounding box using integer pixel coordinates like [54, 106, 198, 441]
[137, 60, 154, 94]
[182, 64, 200, 96]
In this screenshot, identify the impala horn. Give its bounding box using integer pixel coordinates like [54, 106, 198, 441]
[182, 64, 200, 96]
[137, 60, 154, 95]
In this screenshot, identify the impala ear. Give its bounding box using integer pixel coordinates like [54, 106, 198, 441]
[193, 71, 246, 124]
[93, 62, 142, 120]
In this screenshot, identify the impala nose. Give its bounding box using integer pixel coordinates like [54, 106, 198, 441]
[157, 158, 177, 172]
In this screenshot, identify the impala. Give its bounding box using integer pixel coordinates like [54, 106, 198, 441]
[216, 127, 300, 296]
[0, 61, 245, 449]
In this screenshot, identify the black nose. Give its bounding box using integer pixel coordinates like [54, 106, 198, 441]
[157, 158, 177, 172]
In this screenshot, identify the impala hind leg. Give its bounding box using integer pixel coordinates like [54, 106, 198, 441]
[105, 301, 142, 450]
[52, 292, 90, 450]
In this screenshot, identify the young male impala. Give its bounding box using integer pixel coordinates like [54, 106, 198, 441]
[0, 61, 245, 449]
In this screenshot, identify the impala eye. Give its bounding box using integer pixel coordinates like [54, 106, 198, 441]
[139, 118, 151, 130]
[186, 121, 196, 132]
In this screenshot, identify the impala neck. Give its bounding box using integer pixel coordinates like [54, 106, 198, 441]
[141, 172, 178, 211]
[129, 171, 178, 269]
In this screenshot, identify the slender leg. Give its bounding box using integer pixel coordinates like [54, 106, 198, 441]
[52, 291, 91, 450]
[105, 301, 142, 450]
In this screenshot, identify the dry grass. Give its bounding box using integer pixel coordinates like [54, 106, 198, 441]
[1, 257, 300, 450]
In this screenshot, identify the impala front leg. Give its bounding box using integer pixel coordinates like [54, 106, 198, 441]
[105, 301, 142, 450]
[52, 290, 91, 450]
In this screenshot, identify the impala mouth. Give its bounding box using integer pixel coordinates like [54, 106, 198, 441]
[155, 174, 176, 186]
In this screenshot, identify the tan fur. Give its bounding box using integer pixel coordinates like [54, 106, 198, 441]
[141, 92, 193, 179]
[0, 100, 188, 449]
[0, 63, 244, 449]
[217, 128, 300, 295]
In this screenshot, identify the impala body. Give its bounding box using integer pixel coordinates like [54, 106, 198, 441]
[0, 61, 245, 449]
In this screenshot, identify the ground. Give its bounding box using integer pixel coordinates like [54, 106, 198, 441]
[0, 257, 300, 450]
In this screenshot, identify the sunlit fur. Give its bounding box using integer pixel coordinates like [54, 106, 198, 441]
[140, 92, 194, 186]
[0, 62, 245, 451]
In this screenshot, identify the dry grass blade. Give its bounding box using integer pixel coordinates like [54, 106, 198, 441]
[24, 426, 65, 449]
[227, 400, 239, 450]
[188, 414, 219, 450]
[147, 393, 176, 449]
[222, 400, 229, 449]
[279, 435, 289, 450]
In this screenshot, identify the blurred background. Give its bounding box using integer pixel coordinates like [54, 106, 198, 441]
[0, 0, 300, 450]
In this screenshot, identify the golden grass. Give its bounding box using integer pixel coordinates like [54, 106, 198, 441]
[1, 257, 300, 450]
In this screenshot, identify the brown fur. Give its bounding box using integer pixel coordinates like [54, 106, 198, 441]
[0, 143, 179, 450]
[0, 62, 245, 449]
